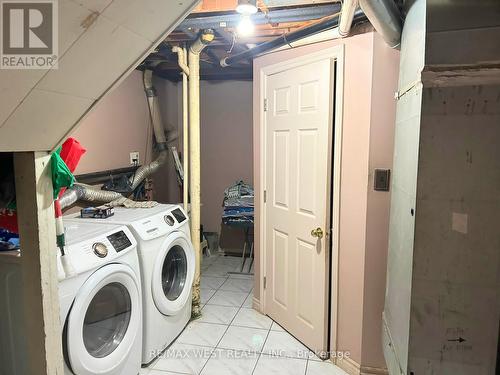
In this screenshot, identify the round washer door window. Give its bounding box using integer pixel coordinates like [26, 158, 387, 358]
[162, 245, 188, 301]
[82, 282, 132, 358]
[66, 264, 141, 375]
[152, 232, 195, 316]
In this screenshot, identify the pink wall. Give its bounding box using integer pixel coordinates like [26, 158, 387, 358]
[71, 71, 153, 175]
[153, 79, 254, 234]
[362, 33, 400, 367]
[253, 31, 399, 369]
[70, 71, 185, 205]
[199, 80, 253, 234]
[71, 72, 254, 235]
[152, 77, 183, 204]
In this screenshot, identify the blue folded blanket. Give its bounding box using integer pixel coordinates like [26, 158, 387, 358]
[0, 229, 20, 251]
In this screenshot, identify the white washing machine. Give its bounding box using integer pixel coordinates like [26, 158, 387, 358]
[0, 221, 143, 375]
[59, 221, 142, 375]
[66, 204, 195, 365]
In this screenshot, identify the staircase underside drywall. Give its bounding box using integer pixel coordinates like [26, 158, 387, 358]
[0, 0, 198, 152]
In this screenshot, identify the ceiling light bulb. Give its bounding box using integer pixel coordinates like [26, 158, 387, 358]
[236, 0, 257, 15]
[237, 15, 254, 37]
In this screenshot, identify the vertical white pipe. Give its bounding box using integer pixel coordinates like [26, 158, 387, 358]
[182, 48, 189, 214]
[188, 29, 214, 319]
[172, 46, 190, 213]
[338, 0, 359, 37]
[188, 48, 202, 318]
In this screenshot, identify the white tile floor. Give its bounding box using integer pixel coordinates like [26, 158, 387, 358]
[140, 254, 347, 375]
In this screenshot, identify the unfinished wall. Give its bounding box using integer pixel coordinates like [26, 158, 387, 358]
[253, 31, 400, 371]
[383, 1, 500, 374]
[409, 83, 500, 375]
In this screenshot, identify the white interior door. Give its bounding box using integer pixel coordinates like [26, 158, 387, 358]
[264, 57, 333, 355]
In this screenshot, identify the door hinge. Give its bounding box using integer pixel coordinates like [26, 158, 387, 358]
[263, 276, 267, 289]
[263, 190, 267, 203]
[263, 98, 268, 112]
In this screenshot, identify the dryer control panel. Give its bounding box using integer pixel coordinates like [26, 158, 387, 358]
[131, 206, 190, 241]
[171, 208, 186, 223]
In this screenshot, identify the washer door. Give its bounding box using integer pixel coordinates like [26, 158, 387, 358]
[65, 264, 140, 375]
[152, 231, 195, 316]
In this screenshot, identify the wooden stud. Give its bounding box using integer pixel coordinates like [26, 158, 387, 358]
[14, 152, 64, 375]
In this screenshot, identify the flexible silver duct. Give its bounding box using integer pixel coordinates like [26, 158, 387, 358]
[129, 149, 168, 190]
[60, 69, 169, 210]
[58, 184, 84, 208]
[359, 0, 402, 48]
[59, 183, 124, 209]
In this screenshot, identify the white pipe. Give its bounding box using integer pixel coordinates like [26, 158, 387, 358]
[180, 46, 190, 214]
[338, 0, 359, 37]
[172, 46, 190, 76]
[266, 0, 358, 55]
[188, 30, 214, 319]
[270, 27, 341, 53]
[173, 46, 190, 213]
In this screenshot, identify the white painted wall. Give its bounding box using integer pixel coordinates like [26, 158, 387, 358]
[382, 1, 426, 373]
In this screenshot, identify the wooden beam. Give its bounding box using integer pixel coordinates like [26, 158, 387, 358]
[13, 152, 63, 375]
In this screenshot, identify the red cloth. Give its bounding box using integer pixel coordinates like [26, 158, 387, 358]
[0, 210, 18, 233]
[59, 137, 86, 173]
[58, 138, 86, 198]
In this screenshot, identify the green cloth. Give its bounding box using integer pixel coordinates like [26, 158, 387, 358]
[51, 147, 75, 199]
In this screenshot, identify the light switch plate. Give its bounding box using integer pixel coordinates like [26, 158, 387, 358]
[374, 169, 390, 191]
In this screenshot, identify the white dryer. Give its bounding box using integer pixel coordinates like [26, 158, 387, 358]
[59, 221, 142, 375]
[66, 204, 195, 365]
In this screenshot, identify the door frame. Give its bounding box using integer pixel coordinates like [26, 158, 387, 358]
[258, 45, 344, 353]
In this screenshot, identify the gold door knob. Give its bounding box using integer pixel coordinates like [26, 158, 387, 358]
[311, 227, 324, 239]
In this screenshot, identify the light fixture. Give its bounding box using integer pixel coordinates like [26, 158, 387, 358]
[236, 0, 258, 15]
[237, 15, 254, 37]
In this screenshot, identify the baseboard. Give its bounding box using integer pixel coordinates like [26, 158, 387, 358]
[252, 297, 261, 312]
[335, 356, 389, 375]
[335, 356, 360, 375]
[361, 365, 389, 375]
